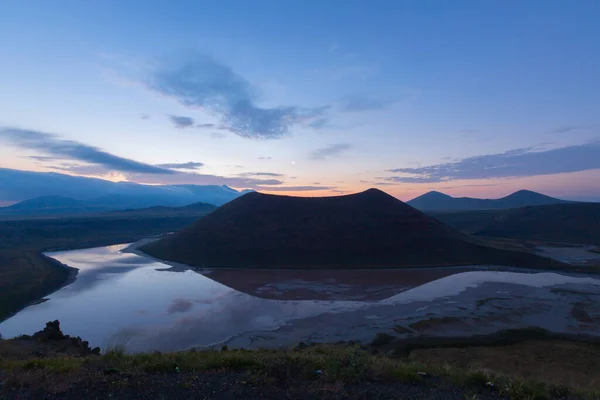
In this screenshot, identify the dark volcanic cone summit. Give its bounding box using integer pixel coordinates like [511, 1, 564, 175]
[142, 189, 558, 269]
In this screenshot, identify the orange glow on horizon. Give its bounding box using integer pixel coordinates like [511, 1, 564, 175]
[6, 164, 598, 202]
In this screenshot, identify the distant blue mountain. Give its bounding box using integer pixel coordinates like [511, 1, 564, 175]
[0, 168, 252, 216]
[407, 189, 574, 211]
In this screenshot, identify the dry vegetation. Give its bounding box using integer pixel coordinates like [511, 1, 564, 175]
[1, 342, 600, 399]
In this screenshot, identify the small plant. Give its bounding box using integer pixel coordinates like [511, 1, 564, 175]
[371, 332, 395, 347]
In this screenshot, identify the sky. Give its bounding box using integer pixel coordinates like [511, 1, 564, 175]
[1, 0, 599, 201]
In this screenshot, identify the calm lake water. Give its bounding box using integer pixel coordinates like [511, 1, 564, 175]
[1, 244, 599, 352]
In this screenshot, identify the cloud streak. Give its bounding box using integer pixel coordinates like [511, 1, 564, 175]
[169, 115, 195, 129]
[338, 94, 395, 112]
[157, 162, 204, 170]
[386, 141, 600, 183]
[255, 185, 335, 192]
[548, 125, 596, 134]
[51, 163, 284, 188]
[238, 172, 284, 177]
[196, 123, 216, 128]
[309, 143, 352, 160]
[0, 128, 174, 175]
[146, 53, 329, 139]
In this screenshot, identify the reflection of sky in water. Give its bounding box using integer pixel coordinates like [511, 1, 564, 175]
[1, 245, 599, 352]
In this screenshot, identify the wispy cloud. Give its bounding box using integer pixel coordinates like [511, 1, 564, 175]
[360, 179, 396, 186]
[386, 141, 600, 183]
[548, 124, 596, 134]
[169, 115, 195, 129]
[23, 155, 60, 162]
[146, 53, 329, 139]
[338, 94, 395, 112]
[210, 132, 226, 139]
[238, 172, 284, 177]
[157, 162, 204, 170]
[0, 128, 174, 175]
[52, 163, 283, 188]
[309, 143, 352, 160]
[196, 123, 216, 128]
[311, 64, 377, 81]
[140, 113, 150, 120]
[255, 185, 335, 192]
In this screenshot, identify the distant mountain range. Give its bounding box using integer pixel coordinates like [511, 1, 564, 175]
[0, 168, 252, 216]
[407, 190, 573, 211]
[0, 195, 218, 219]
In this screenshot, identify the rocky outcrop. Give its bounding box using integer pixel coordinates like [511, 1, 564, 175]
[1, 320, 100, 359]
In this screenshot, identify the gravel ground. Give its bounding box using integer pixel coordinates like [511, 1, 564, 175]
[0, 370, 504, 400]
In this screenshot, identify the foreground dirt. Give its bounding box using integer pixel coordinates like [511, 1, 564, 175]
[2, 322, 600, 399]
[0, 370, 502, 400]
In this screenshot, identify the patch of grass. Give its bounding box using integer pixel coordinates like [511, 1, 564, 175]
[4, 343, 600, 399]
[550, 287, 595, 296]
[370, 357, 424, 383]
[500, 380, 547, 400]
[371, 332, 396, 347]
[393, 325, 413, 334]
[475, 297, 509, 308]
[409, 316, 462, 332]
[3, 356, 86, 373]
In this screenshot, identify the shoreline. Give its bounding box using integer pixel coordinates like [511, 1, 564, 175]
[0, 234, 166, 323]
[126, 238, 600, 275]
[4, 238, 599, 327]
[3, 242, 599, 354]
[0, 254, 78, 324]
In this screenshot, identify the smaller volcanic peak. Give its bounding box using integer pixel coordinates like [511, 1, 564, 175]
[142, 189, 558, 269]
[419, 191, 453, 199]
[408, 189, 572, 212]
[499, 190, 568, 206]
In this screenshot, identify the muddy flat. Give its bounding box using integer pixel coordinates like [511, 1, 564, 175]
[204, 267, 475, 301]
[1, 244, 599, 354]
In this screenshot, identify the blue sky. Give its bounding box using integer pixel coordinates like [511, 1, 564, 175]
[1, 0, 599, 201]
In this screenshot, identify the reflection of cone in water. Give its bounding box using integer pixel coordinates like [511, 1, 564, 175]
[143, 189, 559, 269]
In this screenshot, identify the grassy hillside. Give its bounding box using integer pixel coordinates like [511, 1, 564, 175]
[475, 203, 600, 244]
[430, 203, 600, 247]
[430, 209, 506, 235]
[1, 325, 599, 399]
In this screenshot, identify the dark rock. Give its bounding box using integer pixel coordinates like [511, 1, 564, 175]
[103, 367, 120, 375]
[370, 333, 395, 347]
[33, 320, 65, 341]
[14, 320, 101, 358]
[293, 342, 308, 352]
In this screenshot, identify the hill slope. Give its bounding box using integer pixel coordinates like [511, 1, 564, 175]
[408, 190, 572, 211]
[142, 189, 560, 269]
[475, 203, 600, 244]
